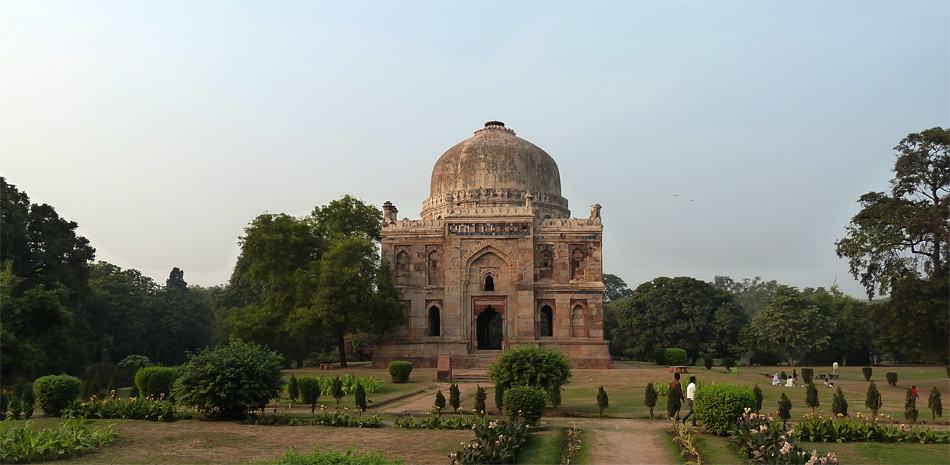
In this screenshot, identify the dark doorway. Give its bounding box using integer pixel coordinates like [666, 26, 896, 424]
[484, 275, 495, 291]
[539, 305, 553, 337]
[428, 306, 440, 337]
[476, 306, 503, 350]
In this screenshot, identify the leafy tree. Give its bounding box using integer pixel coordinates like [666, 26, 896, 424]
[778, 393, 792, 427]
[644, 383, 658, 419]
[928, 386, 942, 421]
[231, 196, 403, 367]
[434, 390, 446, 414]
[805, 383, 820, 415]
[474, 385, 487, 417]
[603, 273, 633, 304]
[904, 388, 918, 424]
[752, 384, 763, 413]
[747, 286, 832, 367]
[611, 277, 747, 361]
[832, 386, 848, 418]
[171, 341, 285, 420]
[330, 376, 344, 406]
[865, 381, 883, 418]
[448, 383, 461, 412]
[806, 288, 875, 366]
[835, 127, 949, 363]
[712, 276, 779, 320]
[86, 262, 159, 364]
[597, 386, 609, 418]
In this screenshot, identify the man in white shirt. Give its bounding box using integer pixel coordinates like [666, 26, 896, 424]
[681, 376, 697, 426]
[832, 361, 839, 378]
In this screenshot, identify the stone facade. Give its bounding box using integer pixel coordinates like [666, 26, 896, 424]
[373, 122, 611, 369]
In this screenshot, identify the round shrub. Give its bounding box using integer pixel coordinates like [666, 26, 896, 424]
[862, 367, 872, 381]
[502, 385, 547, 425]
[664, 348, 687, 366]
[33, 375, 82, 416]
[694, 383, 756, 436]
[388, 361, 413, 383]
[886, 372, 898, 387]
[134, 366, 177, 399]
[722, 358, 736, 370]
[703, 356, 714, 370]
[172, 340, 285, 420]
[801, 368, 814, 385]
[488, 345, 572, 398]
[654, 348, 667, 366]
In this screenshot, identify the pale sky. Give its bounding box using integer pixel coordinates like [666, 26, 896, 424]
[2, 1, 947, 299]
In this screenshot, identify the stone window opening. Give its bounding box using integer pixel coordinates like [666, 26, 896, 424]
[571, 248, 586, 280]
[396, 251, 410, 286]
[538, 249, 553, 280]
[539, 305, 553, 338]
[427, 250, 440, 286]
[571, 305, 585, 337]
[484, 275, 495, 292]
[428, 306, 441, 337]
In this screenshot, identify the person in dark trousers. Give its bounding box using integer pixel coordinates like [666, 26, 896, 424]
[682, 376, 697, 426]
[668, 372, 685, 421]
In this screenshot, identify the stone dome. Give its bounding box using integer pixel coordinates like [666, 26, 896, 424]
[421, 122, 570, 220]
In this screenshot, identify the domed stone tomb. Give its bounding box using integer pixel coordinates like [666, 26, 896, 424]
[374, 122, 611, 369]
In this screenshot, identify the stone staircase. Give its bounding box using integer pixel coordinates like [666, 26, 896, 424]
[444, 352, 499, 383]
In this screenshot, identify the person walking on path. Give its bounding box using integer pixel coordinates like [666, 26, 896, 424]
[668, 372, 685, 422]
[682, 376, 697, 426]
[833, 361, 839, 378]
[912, 385, 919, 400]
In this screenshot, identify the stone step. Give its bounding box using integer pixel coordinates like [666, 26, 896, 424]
[451, 369, 490, 383]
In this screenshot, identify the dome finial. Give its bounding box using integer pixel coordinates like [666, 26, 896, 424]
[485, 121, 505, 127]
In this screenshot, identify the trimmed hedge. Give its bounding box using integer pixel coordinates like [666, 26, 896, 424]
[664, 348, 687, 366]
[654, 348, 667, 366]
[135, 366, 177, 399]
[694, 383, 756, 436]
[388, 361, 413, 383]
[886, 372, 898, 387]
[801, 368, 814, 385]
[34, 375, 82, 416]
[863, 367, 872, 381]
[703, 356, 714, 370]
[722, 358, 736, 369]
[502, 385, 547, 425]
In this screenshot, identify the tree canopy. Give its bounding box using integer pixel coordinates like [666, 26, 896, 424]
[835, 127, 949, 363]
[609, 276, 747, 361]
[227, 195, 403, 367]
[745, 285, 833, 367]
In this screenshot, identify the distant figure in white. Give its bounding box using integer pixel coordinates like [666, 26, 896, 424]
[832, 361, 839, 378]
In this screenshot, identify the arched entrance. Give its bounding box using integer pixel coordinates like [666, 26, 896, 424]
[476, 306, 503, 350]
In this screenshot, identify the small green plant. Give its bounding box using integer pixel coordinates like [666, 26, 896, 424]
[0, 418, 118, 462]
[752, 384, 763, 413]
[928, 386, 943, 421]
[135, 366, 177, 399]
[263, 446, 403, 465]
[778, 393, 792, 427]
[297, 376, 321, 417]
[832, 386, 848, 418]
[354, 382, 367, 412]
[885, 372, 898, 387]
[862, 366, 872, 381]
[502, 386, 547, 425]
[288, 374, 299, 407]
[905, 387, 918, 424]
[805, 383, 820, 415]
[388, 361, 413, 383]
[644, 383, 658, 419]
[548, 385, 562, 410]
[664, 348, 687, 366]
[865, 381, 883, 418]
[596, 386, 609, 418]
[330, 376, 344, 406]
[694, 383, 755, 435]
[449, 383, 460, 412]
[33, 374, 82, 417]
[434, 390, 446, 415]
[703, 356, 713, 370]
[474, 385, 487, 417]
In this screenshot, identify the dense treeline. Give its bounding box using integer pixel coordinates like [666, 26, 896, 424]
[1, 178, 213, 380]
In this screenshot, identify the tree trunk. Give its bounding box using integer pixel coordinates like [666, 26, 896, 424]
[789, 355, 795, 368]
[337, 330, 347, 368]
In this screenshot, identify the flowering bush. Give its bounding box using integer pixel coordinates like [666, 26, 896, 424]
[731, 408, 839, 465]
[449, 418, 528, 465]
[63, 392, 177, 422]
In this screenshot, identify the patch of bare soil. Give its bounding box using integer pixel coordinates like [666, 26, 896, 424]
[544, 417, 675, 465]
[69, 419, 471, 464]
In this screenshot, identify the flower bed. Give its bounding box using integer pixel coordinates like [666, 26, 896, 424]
[795, 414, 949, 444]
[62, 394, 177, 422]
[449, 418, 529, 465]
[393, 414, 478, 430]
[731, 409, 838, 465]
[0, 418, 118, 463]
